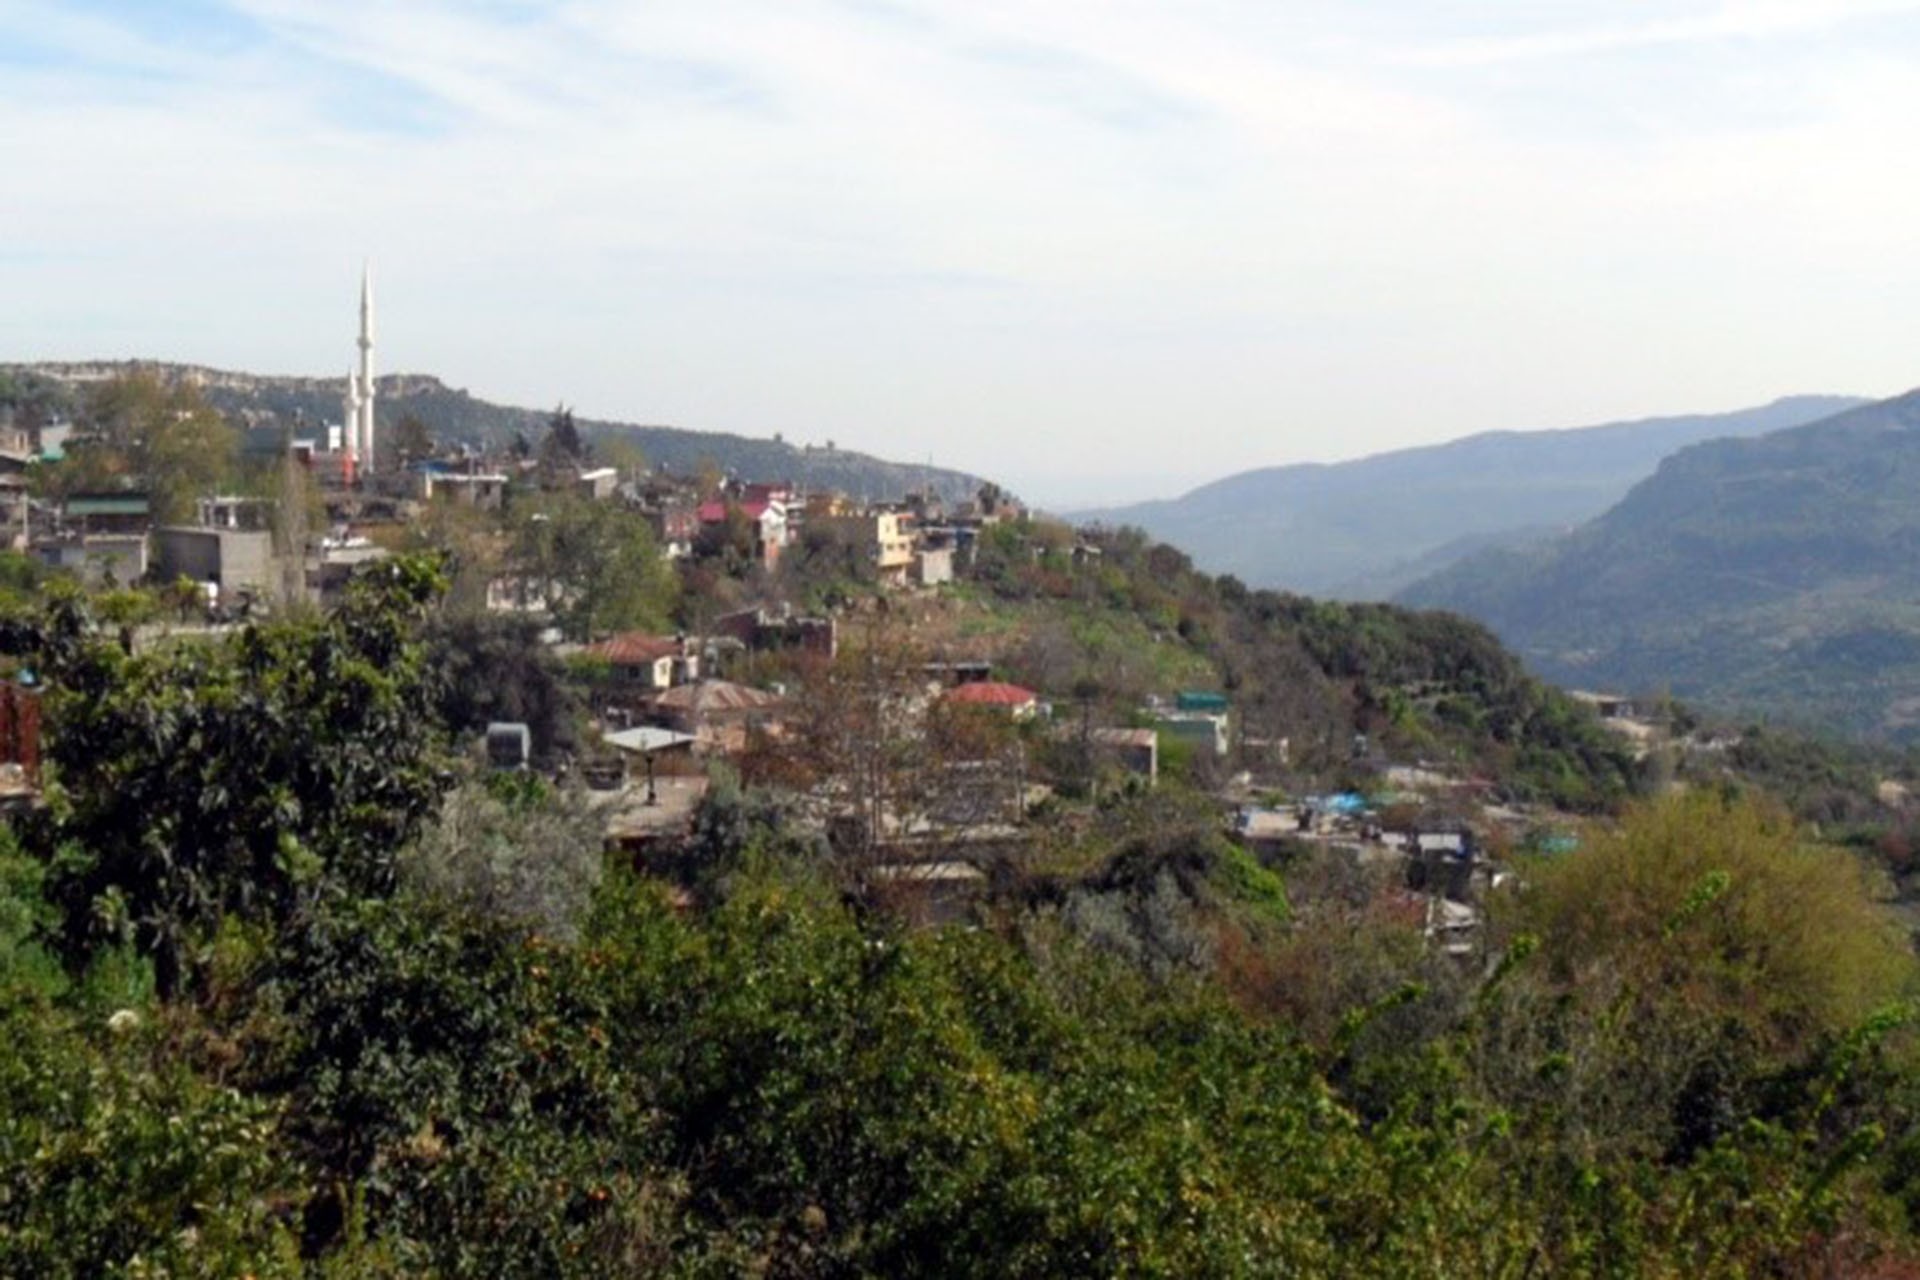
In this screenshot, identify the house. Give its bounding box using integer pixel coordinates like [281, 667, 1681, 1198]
[923, 659, 993, 687]
[1568, 689, 1636, 719]
[712, 606, 837, 659]
[296, 442, 356, 490]
[648, 679, 784, 754]
[944, 681, 1040, 721]
[64, 492, 152, 535]
[1175, 690, 1229, 714]
[575, 466, 620, 500]
[814, 510, 915, 584]
[1089, 727, 1158, 784]
[1154, 711, 1229, 757]
[36, 534, 148, 587]
[1154, 691, 1230, 756]
[641, 500, 698, 559]
[695, 498, 788, 569]
[914, 545, 954, 587]
[37, 419, 72, 463]
[583, 632, 699, 691]
[152, 526, 279, 607]
[741, 481, 796, 507]
[804, 490, 853, 520]
[416, 469, 509, 511]
[309, 532, 389, 604]
[1399, 828, 1478, 902]
[0, 412, 32, 458]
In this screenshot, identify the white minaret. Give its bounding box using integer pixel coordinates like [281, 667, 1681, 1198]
[354, 263, 376, 471]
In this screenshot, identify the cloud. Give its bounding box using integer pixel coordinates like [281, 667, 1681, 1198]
[6, 0, 1920, 502]
[1391, 0, 1920, 67]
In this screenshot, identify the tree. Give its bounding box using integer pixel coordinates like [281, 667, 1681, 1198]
[74, 373, 237, 523]
[391, 412, 434, 467]
[691, 501, 757, 575]
[402, 775, 605, 939]
[425, 612, 581, 765]
[403, 494, 503, 617]
[1478, 791, 1914, 1163]
[774, 621, 1023, 881]
[508, 494, 677, 641]
[540, 403, 586, 473]
[596, 435, 646, 483]
[18, 555, 453, 996]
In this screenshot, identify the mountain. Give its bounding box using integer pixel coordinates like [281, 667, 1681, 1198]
[1398, 388, 1920, 740]
[1071, 396, 1865, 598]
[4, 361, 988, 504]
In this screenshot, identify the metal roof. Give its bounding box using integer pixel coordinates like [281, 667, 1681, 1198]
[604, 726, 698, 754]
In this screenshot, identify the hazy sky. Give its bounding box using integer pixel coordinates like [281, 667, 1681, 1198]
[7, 1, 1920, 505]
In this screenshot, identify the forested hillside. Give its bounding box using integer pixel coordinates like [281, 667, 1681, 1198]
[1400, 387, 1920, 740]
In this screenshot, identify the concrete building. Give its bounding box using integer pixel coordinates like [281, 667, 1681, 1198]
[196, 495, 274, 531]
[914, 545, 955, 587]
[153, 527, 278, 605]
[37, 534, 148, 587]
[416, 470, 509, 510]
[575, 467, 620, 500]
[816, 510, 915, 584]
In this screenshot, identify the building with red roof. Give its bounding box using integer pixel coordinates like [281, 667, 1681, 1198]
[943, 681, 1040, 720]
[583, 632, 698, 691]
[694, 496, 789, 569]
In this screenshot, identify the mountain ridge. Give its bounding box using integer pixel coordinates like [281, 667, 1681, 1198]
[1396, 386, 1920, 739]
[3, 360, 990, 504]
[1071, 395, 1866, 597]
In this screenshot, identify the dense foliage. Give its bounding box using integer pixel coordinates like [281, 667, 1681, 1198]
[0, 566, 1915, 1275]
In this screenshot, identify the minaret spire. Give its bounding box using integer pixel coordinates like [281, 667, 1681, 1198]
[356, 262, 376, 473]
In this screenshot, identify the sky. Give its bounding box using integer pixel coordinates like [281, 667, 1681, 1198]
[7, 1, 1920, 506]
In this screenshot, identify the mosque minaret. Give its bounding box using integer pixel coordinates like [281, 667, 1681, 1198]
[342, 263, 375, 474]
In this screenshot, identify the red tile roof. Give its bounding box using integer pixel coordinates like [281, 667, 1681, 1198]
[944, 681, 1038, 707]
[696, 499, 773, 523]
[585, 633, 682, 666]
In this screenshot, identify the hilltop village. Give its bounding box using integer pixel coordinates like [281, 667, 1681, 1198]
[0, 337, 1676, 960]
[6, 301, 1920, 1273]
[0, 299, 1909, 959]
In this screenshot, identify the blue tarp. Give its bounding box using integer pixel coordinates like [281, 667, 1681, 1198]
[1314, 792, 1367, 815]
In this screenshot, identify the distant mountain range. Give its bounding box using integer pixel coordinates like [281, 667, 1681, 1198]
[4, 361, 988, 505]
[1071, 396, 1866, 598]
[1397, 388, 1920, 740]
